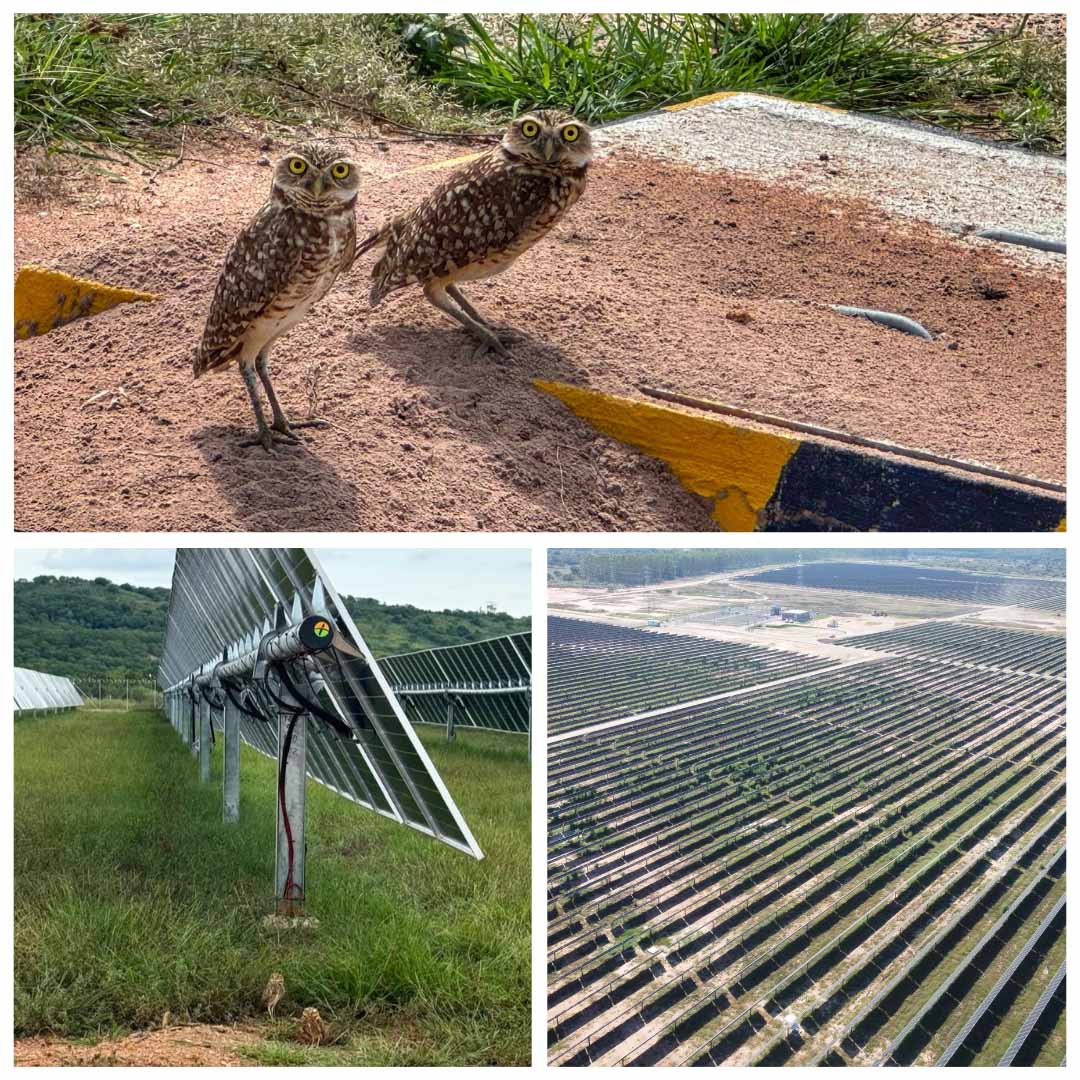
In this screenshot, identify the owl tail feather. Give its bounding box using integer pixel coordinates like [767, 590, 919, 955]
[355, 225, 389, 258]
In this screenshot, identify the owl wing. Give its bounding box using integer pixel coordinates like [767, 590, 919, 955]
[371, 153, 556, 302]
[194, 203, 303, 377]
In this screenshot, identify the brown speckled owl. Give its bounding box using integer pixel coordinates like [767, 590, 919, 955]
[195, 144, 359, 451]
[357, 110, 593, 355]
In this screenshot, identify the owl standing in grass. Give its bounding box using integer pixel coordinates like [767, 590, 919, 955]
[357, 110, 593, 355]
[195, 144, 359, 451]
[262, 971, 285, 1019]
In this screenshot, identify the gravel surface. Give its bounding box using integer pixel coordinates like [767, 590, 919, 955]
[599, 94, 1066, 260]
[14, 131, 1064, 532]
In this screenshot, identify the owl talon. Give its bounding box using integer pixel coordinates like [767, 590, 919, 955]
[270, 420, 301, 441]
[472, 332, 511, 359]
[240, 427, 295, 452]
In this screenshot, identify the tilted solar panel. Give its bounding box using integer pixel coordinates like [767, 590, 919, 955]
[14, 667, 84, 713]
[158, 548, 483, 860]
[380, 633, 532, 734]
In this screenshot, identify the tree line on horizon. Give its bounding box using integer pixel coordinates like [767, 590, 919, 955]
[14, 574, 529, 682]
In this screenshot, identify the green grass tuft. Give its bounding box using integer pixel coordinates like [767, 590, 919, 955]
[15, 708, 529, 1066]
[14, 13, 483, 156]
[431, 13, 1064, 150]
[14, 13, 1064, 158]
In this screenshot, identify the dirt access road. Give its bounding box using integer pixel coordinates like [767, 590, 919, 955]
[15, 125, 1063, 531]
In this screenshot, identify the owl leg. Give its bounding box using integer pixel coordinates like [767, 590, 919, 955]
[447, 285, 521, 345]
[238, 360, 294, 452]
[255, 350, 291, 433]
[256, 350, 328, 435]
[424, 282, 509, 357]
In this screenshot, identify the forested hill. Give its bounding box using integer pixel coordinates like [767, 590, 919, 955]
[14, 575, 529, 680]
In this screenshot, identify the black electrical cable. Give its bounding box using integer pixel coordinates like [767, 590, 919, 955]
[222, 680, 271, 723]
[277, 659, 354, 737]
[328, 645, 372, 731]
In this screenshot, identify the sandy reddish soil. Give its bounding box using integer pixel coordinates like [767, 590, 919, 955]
[15, 1024, 260, 1066]
[14, 133, 1063, 531]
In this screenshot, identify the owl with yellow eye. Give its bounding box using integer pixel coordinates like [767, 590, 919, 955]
[357, 109, 594, 355]
[195, 143, 359, 451]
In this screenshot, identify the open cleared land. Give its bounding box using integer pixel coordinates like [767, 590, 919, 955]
[547, 567, 1066, 1067]
[15, 708, 529, 1066]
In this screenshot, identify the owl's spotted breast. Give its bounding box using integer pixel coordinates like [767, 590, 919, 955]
[370, 148, 587, 304]
[195, 202, 355, 377]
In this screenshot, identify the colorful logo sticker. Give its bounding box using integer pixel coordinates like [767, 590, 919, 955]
[313, 620, 331, 638]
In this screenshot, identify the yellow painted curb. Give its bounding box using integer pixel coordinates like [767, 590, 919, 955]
[664, 91, 846, 115]
[390, 151, 484, 179]
[14, 265, 160, 340]
[535, 380, 797, 530]
[663, 91, 742, 112]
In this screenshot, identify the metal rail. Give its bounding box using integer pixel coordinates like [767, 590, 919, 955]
[639, 386, 1066, 494]
[997, 958, 1065, 1066]
[936, 893, 1066, 1066]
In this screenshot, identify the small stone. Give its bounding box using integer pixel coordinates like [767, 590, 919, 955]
[257, 156, 271, 166]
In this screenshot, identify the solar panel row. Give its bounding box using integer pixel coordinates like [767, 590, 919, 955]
[13, 667, 83, 713]
[158, 548, 483, 860]
[380, 632, 532, 734]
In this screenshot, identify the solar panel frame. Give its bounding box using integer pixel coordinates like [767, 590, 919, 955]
[380, 632, 532, 734]
[159, 548, 484, 859]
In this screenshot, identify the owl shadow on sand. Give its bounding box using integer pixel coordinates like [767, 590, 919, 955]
[345, 314, 594, 465]
[193, 423, 362, 531]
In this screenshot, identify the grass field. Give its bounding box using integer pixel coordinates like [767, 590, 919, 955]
[14, 13, 1064, 159]
[14, 708, 530, 1066]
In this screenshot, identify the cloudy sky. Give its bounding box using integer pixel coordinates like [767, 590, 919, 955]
[14, 547, 532, 616]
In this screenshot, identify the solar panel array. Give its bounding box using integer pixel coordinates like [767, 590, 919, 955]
[380, 632, 532, 734]
[159, 548, 483, 859]
[14, 667, 83, 713]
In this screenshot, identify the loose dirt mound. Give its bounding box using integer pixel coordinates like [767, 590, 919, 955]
[14, 134, 1063, 531]
[15, 1024, 260, 1066]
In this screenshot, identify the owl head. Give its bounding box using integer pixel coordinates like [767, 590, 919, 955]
[271, 143, 360, 211]
[502, 110, 593, 171]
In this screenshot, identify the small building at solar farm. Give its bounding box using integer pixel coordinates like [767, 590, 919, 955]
[781, 609, 812, 623]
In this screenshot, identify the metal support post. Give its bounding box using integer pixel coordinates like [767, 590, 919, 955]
[223, 696, 240, 823]
[446, 695, 456, 743]
[275, 684, 308, 915]
[199, 696, 211, 781]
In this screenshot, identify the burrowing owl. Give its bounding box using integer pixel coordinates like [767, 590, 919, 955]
[297, 1006, 329, 1046]
[357, 110, 593, 355]
[195, 144, 359, 451]
[262, 971, 285, 1019]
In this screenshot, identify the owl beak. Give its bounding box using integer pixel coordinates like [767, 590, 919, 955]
[307, 175, 325, 198]
[542, 137, 557, 162]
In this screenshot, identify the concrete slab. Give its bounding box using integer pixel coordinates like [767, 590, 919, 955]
[598, 93, 1065, 267]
